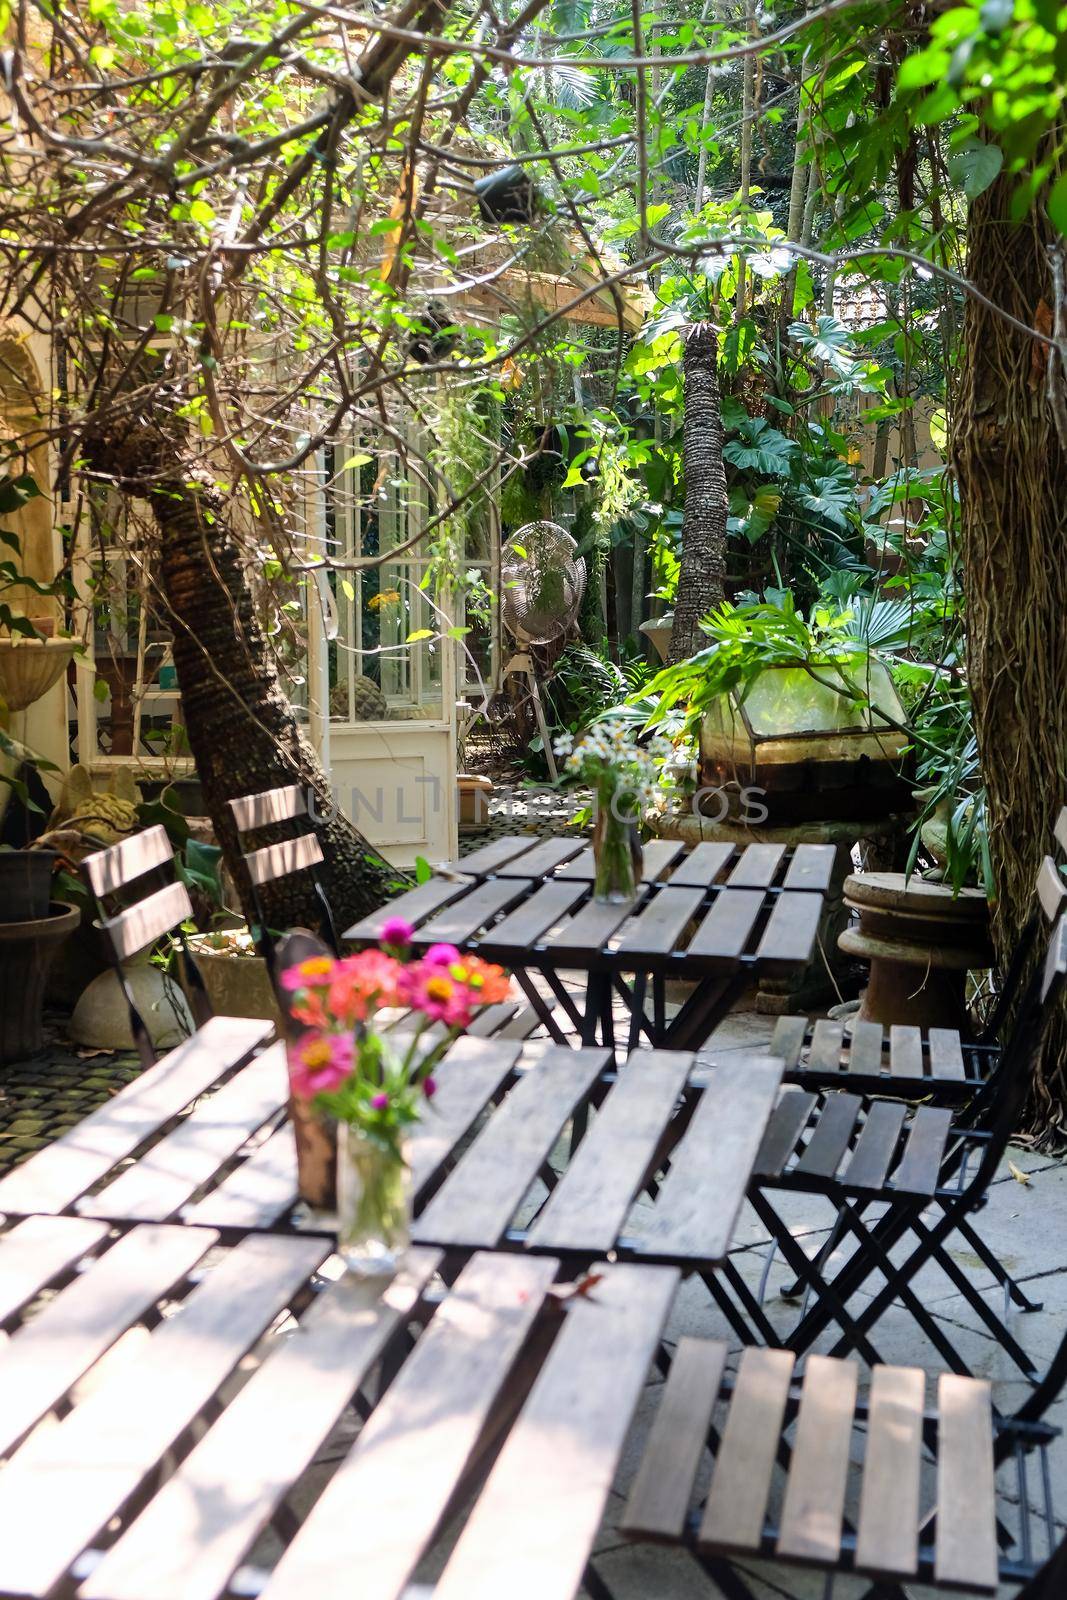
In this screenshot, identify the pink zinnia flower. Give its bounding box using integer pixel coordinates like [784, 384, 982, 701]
[370, 1091, 390, 1110]
[380, 916, 413, 948]
[280, 955, 337, 992]
[327, 949, 402, 1025]
[422, 942, 460, 968]
[423, 1076, 437, 1099]
[288, 1031, 355, 1100]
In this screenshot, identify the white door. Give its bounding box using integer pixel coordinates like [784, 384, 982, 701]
[305, 433, 459, 870]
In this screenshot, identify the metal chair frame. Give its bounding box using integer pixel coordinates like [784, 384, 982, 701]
[715, 901, 1067, 1382]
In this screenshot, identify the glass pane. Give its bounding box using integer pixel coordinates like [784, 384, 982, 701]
[330, 568, 444, 723]
[83, 496, 186, 759]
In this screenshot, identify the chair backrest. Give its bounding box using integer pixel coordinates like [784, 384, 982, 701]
[966, 857, 1067, 1196]
[981, 805, 1067, 1044]
[81, 824, 212, 1069]
[227, 785, 341, 962]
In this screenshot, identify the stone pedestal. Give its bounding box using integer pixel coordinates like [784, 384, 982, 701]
[838, 871, 993, 1034]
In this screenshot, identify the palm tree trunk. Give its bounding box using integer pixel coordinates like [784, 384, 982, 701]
[954, 159, 1067, 1140]
[87, 421, 401, 933]
[669, 322, 728, 663]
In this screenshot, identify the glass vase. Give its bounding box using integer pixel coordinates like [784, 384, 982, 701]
[592, 797, 643, 903]
[336, 1122, 411, 1277]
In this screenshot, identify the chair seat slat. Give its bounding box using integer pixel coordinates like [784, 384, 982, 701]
[928, 1027, 966, 1081]
[769, 1014, 807, 1069]
[842, 1102, 909, 1192]
[621, 1337, 727, 1540]
[752, 1091, 817, 1178]
[891, 1107, 954, 1197]
[776, 1354, 859, 1564]
[793, 1094, 862, 1180]
[854, 1364, 925, 1579]
[848, 1020, 886, 1076]
[808, 1019, 845, 1074]
[698, 1346, 795, 1553]
[889, 1025, 924, 1080]
[934, 1375, 998, 1592]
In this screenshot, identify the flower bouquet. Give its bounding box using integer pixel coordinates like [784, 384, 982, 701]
[282, 918, 511, 1275]
[555, 718, 672, 902]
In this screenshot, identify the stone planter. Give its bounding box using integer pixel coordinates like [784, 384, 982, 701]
[0, 902, 80, 1064]
[184, 932, 283, 1026]
[700, 660, 912, 824]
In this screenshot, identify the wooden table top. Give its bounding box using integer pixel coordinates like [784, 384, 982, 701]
[344, 835, 834, 975]
[0, 1216, 680, 1600]
[0, 1030, 783, 1269]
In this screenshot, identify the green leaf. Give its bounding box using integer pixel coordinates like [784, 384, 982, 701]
[340, 453, 371, 471]
[1049, 172, 1067, 236]
[406, 629, 433, 642]
[414, 854, 433, 884]
[948, 140, 1003, 200]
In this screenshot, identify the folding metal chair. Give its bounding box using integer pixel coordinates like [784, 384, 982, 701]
[750, 808, 1067, 1106]
[709, 865, 1067, 1381]
[228, 784, 342, 971]
[617, 1315, 1067, 1600]
[81, 823, 213, 1070]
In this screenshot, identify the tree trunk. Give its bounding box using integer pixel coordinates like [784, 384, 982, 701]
[87, 421, 402, 935]
[953, 164, 1067, 1141]
[669, 322, 728, 663]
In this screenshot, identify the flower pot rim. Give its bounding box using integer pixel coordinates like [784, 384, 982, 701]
[0, 900, 81, 941]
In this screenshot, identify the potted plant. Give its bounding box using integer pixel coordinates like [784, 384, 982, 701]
[642, 590, 913, 822]
[554, 718, 672, 903]
[281, 919, 511, 1274]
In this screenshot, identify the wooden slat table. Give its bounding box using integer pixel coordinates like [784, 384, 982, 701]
[0, 1214, 681, 1600]
[0, 1034, 783, 1275]
[345, 835, 833, 1052]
